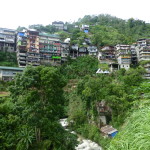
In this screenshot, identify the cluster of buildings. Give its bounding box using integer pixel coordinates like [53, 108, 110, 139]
[0, 26, 150, 80]
[0, 27, 98, 68]
[98, 40, 150, 79]
[16, 30, 63, 67]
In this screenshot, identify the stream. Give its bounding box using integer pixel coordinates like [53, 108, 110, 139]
[60, 119, 102, 150]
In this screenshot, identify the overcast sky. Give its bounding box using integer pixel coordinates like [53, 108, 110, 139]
[1, 0, 150, 29]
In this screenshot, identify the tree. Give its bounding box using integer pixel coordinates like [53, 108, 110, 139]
[60, 55, 98, 79]
[9, 66, 77, 149]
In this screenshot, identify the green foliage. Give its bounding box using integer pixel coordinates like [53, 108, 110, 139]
[98, 63, 109, 70]
[69, 67, 145, 128]
[28, 24, 58, 34]
[17, 26, 27, 32]
[68, 92, 87, 127]
[90, 25, 132, 46]
[70, 29, 90, 46]
[76, 14, 150, 45]
[0, 66, 78, 150]
[0, 51, 18, 67]
[0, 80, 10, 92]
[139, 60, 150, 66]
[16, 126, 34, 150]
[108, 101, 150, 150]
[60, 56, 98, 79]
[0, 97, 19, 150]
[56, 31, 70, 41]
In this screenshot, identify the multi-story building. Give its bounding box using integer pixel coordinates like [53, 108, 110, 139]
[17, 30, 64, 67]
[39, 33, 63, 66]
[78, 47, 88, 56]
[61, 42, 70, 63]
[143, 62, 150, 79]
[52, 21, 64, 30]
[98, 46, 116, 64]
[26, 30, 40, 66]
[70, 44, 78, 59]
[0, 28, 16, 52]
[116, 44, 131, 70]
[17, 31, 28, 67]
[17, 30, 40, 67]
[136, 39, 150, 79]
[87, 46, 98, 56]
[136, 39, 150, 61]
[130, 45, 137, 65]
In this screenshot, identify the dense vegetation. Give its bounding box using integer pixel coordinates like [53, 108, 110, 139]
[0, 52, 18, 67]
[77, 14, 150, 45]
[0, 66, 78, 150]
[0, 55, 150, 149]
[25, 14, 150, 47]
[60, 55, 99, 79]
[64, 60, 146, 149]
[108, 82, 150, 150]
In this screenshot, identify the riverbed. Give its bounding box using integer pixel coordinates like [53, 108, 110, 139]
[60, 118, 102, 150]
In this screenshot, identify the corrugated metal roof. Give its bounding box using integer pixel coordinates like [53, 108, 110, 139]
[0, 66, 24, 71]
[101, 125, 117, 135]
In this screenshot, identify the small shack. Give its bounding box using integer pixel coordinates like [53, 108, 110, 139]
[100, 125, 118, 138]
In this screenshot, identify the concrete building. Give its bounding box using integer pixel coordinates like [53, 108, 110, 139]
[87, 46, 98, 56]
[81, 25, 89, 33]
[26, 30, 40, 66]
[99, 46, 116, 64]
[136, 39, 150, 61]
[116, 44, 131, 70]
[70, 44, 79, 59]
[0, 28, 16, 52]
[16, 31, 28, 67]
[0, 66, 24, 81]
[130, 45, 137, 65]
[78, 47, 88, 56]
[61, 42, 70, 62]
[17, 30, 40, 67]
[143, 62, 150, 79]
[136, 39, 150, 79]
[39, 33, 62, 65]
[52, 21, 64, 30]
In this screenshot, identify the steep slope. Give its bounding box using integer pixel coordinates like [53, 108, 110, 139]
[108, 100, 150, 150]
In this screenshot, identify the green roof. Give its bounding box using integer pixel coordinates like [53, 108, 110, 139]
[39, 33, 60, 38]
[0, 66, 24, 71]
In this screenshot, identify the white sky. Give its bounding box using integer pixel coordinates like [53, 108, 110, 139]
[1, 0, 150, 29]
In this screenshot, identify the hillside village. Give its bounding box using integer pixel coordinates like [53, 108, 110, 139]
[1, 15, 150, 150]
[0, 20, 150, 80]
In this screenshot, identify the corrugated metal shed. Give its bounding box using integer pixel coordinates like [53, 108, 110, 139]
[101, 125, 118, 137]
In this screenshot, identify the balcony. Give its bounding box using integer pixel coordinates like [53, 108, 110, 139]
[18, 53, 27, 56]
[28, 55, 40, 59]
[140, 58, 150, 61]
[140, 51, 150, 54]
[19, 61, 27, 64]
[19, 57, 26, 60]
